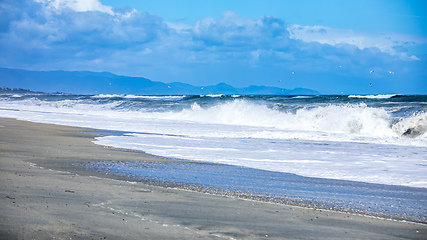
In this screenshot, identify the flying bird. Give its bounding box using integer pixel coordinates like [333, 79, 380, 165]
[291, 71, 295, 75]
[388, 71, 394, 74]
[369, 70, 374, 73]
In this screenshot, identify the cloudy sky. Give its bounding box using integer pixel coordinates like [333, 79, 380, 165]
[0, 0, 426, 94]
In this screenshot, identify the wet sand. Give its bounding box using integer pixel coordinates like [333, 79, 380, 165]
[0, 117, 426, 239]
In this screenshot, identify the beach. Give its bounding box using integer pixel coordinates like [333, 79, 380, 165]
[0, 117, 426, 239]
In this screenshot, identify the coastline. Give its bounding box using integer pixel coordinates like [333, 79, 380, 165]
[0, 117, 426, 239]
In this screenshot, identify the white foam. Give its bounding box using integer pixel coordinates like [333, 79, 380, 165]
[94, 131, 427, 188]
[201, 94, 224, 98]
[348, 94, 399, 99]
[392, 111, 427, 138]
[146, 100, 423, 143]
[92, 94, 186, 100]
[1, 97, 426, 144]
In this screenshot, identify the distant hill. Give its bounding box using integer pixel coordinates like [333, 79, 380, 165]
[0, 68, 320, 95]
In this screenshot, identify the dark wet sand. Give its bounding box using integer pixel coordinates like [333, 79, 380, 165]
[0, 117, 426, 239]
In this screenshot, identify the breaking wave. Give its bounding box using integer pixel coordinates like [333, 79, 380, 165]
[392, 112, 427, 138]
[1, 94, 425, 145]
[348, 94, 400, 99]
[149, 99, 424, 139]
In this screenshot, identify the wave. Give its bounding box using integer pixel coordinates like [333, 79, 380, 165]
[2, 96, 425, 144]
[291, 96, 314, 99]
[348, 94, 400, 99]
[92, 94, 186, 100]
[173, 100, 425, 141]
[200, 94, 225, 98]
[92, 94, 125, 98]
[148, 99, 399, 138]
[392, 112, 427, 138]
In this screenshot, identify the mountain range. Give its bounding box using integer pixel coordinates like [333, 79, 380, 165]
[0, 68, 320, 95]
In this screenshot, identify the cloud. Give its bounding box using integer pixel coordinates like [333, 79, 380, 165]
[34, 0, 114, 15]
[0, 0, 169, 67]
[192, 11, 289, 48]
[0, 0, 424, 93]
[288, 24, 424, 61]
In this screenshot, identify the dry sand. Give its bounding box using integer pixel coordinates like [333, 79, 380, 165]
[0, 117, 426, 239]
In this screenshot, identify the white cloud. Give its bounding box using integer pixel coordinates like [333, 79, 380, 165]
[192, 11, 288, 47]
[165, 22, 191, 32]
[410, 55, 420, 60]
[35, 0, 114, 15]
[288, 24, 423, 60]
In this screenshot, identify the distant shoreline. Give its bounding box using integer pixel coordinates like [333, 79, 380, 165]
[0, 87, 45, 94]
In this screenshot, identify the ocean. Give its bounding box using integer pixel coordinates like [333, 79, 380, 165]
[1, 93, 426, 221]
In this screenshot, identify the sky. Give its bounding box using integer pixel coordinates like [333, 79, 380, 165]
[0, 0, 426, 94]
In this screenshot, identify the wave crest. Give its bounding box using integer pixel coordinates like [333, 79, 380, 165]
[348, 94, 400, 99]
[392, 112, 427, 138]
[155, 99, 396, 138]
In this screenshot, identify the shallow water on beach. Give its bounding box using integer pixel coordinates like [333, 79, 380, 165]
[81, 160, 427, 223]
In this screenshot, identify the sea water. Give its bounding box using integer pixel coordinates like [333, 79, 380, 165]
[2, 93, 427, 221]
[1, 94, 426, 186]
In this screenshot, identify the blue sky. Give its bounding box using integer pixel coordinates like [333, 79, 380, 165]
[0, 0, 426, 94]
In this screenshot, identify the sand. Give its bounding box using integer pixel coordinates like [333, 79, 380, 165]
[0, 117, 426, 239]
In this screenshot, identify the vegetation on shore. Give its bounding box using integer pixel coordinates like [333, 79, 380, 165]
[0, 87, 42, 94]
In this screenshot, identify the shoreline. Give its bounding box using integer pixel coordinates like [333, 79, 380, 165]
[81, 159, 427, 224]
[1, 117, 426, 239]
